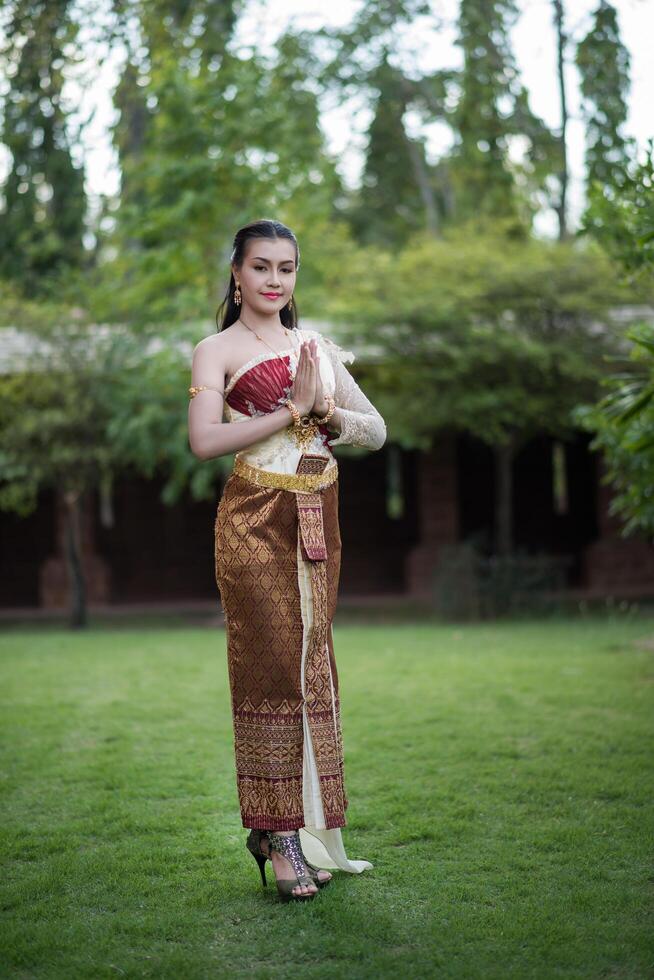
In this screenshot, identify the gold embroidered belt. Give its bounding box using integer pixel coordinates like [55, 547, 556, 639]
[232, 455, 336, 561]
[233, 456, 338, 492]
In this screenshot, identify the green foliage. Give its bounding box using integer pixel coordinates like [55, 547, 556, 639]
[583, 144, 654, 284]
[0, 293, 226, 518]
[324, 228, 629, 450]
[0, 0, 646, 542]
[576, 0, 632, 194]
[313, 0, 559, 242]
[105, 321, 231, 504]
[576, 147, 654, 536]
[451, 0, 560, 226]
[347, 57, 438, 246]
[0, 0, 86, 295]
[0, 287, 110, 514]
[91, 19, 343, 325]
[574, 323, 654, 537]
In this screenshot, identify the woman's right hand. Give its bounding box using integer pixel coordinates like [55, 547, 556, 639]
[289, 342, 317, 416]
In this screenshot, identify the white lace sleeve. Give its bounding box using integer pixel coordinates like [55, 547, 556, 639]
[319, 335, 387, 451]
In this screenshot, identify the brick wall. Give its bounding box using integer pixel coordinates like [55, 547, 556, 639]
[582, 456, 654, 595]
[405, 435, 459, 598]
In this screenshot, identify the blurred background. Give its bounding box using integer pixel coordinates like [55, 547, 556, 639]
[1, 0, 653, 626]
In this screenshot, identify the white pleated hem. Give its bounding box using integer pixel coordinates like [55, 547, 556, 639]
[299, 826, 373, 873]
[296, 537, 373, 875]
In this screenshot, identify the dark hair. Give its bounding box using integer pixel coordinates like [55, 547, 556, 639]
[215, 219, 300, 332]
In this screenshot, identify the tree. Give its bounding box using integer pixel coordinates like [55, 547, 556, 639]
[298, 0, 452, 245]
[448, 0, 558, 228]
[0, 292, 226, 626]
[315, 0, 558, 239]
[552, 0, 570, 239]
[583, 145, 654, 281]
[452, 0, 519, 222]
[576, 1, 632, 196]
[0, 0, 86, 296]
[574, 146, 654, 536]
[575, 324, 654, 539]
[109, 0, 239, 220]
[88, 2, 344, 326]
[325, 227, 629, 553]
[347, 55, 441, 246]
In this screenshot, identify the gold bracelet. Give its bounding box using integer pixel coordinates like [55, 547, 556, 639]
[284, 399, 313, 429]
[314, 395, 336, 425]
[284, 399, 301, 425]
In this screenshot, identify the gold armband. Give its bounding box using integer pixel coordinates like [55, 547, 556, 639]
[189, 385, 223, 399]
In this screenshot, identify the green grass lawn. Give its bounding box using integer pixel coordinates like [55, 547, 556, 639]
[1, 614, 653, 979]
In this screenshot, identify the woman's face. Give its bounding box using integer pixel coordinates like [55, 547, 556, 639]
[233, 237, 297, 318]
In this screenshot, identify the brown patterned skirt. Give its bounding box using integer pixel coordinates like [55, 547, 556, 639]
[214, 458, 348, 831]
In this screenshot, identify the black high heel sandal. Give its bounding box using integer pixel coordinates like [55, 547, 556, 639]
[246, 829, 332, 889]
[246, 829, 269, 887]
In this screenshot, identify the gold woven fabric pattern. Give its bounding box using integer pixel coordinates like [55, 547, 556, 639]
[214, 470, 347, 831]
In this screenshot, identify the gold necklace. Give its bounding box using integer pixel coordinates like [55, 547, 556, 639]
[238, 316, 295, 363]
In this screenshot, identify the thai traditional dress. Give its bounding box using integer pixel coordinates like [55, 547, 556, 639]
[214, 326, 386, 874]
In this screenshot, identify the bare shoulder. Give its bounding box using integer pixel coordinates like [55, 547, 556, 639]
[193, 329, 231, 359]
[191, 330, 230, 389]
[192, 326, 241, 378]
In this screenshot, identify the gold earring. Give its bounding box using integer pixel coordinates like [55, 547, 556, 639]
[234, 281, 241, 305]
[287, 294, 294, 310]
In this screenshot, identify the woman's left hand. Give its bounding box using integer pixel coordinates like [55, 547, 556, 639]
[309, 339, 329, 416]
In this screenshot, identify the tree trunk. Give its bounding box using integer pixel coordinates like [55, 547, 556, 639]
[553, 0, 569, 240]
[405, 133, 440, 236]
[64, 489, 87, 628]
[495, 440, 515, 555]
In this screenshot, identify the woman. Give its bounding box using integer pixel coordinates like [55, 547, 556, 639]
[188, 219, 386, 902]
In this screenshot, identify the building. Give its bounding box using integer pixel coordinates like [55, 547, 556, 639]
[1, 319, 653, 612]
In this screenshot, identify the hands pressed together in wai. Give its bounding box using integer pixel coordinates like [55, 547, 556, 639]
[288, 338, 330, 418]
